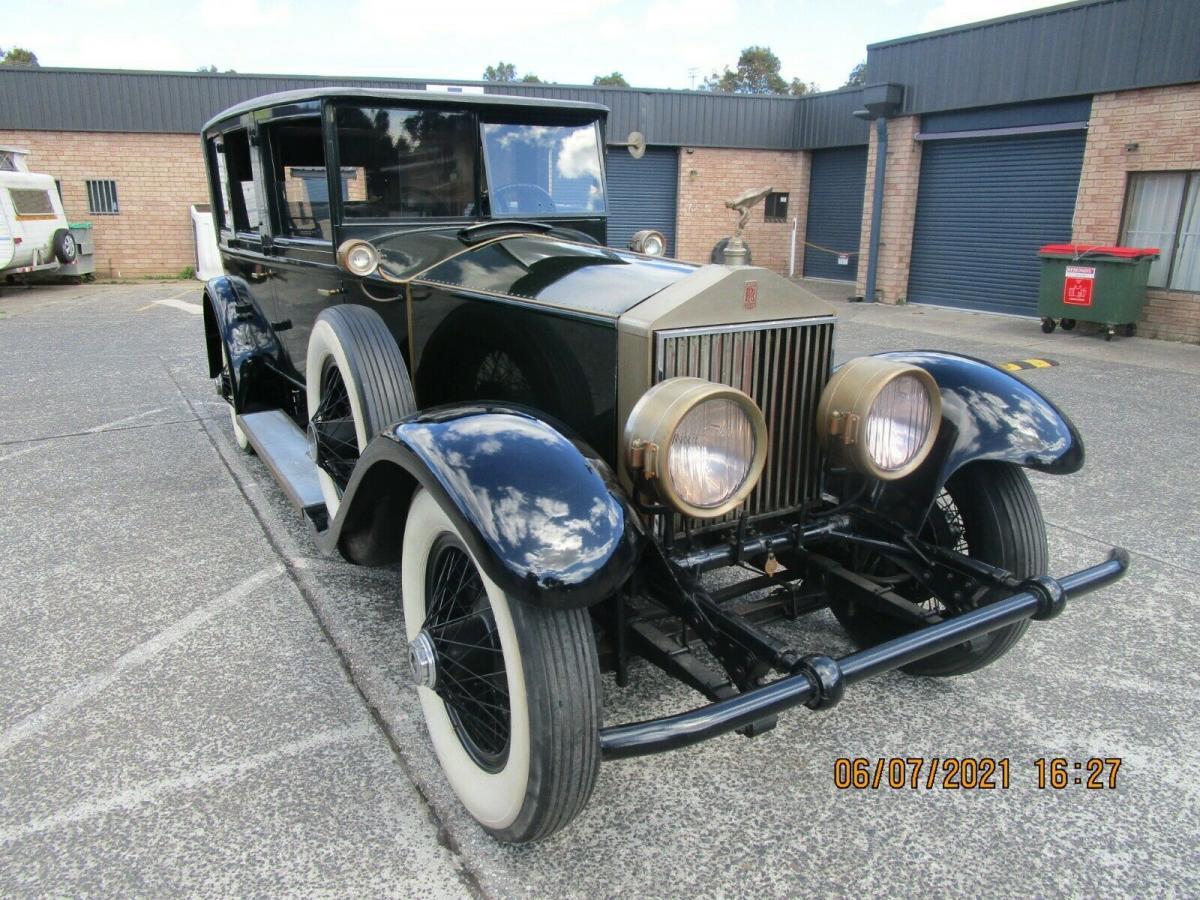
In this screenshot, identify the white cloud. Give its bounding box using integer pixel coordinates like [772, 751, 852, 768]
[199, 0, 291, 27]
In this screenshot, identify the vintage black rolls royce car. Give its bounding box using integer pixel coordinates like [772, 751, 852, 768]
[200, 88, 1128, 843]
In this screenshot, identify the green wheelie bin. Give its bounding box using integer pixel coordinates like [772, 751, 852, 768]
[1037, 244, 1159, 340]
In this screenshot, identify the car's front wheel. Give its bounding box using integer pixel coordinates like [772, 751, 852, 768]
[401, 489, 601, 843]
[830, 462, 1048, 676]
[305, 305, 415, 519]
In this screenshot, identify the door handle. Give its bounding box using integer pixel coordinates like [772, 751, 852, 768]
[317, 287, 345, 297]
[248, 270, 272, 282]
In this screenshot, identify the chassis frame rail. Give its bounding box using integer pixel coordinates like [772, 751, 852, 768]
[599, 547, 1130, 760]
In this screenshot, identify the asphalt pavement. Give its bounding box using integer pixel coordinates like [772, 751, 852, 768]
[1, 279, 1197, 897]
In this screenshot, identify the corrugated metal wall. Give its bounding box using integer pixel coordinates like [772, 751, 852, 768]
[907, 130, 1086, 315]
[605, 147, 678, 255]
[0, 68, 869, 151]
[868, 0, 1200, 115]
[803, 146, 868, 281]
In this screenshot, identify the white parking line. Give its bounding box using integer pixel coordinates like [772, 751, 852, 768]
[0, 407, 169, 464]
[0, 722, 374, 843]
[151, 296, 204, 315]
[0, 565, 284, 757]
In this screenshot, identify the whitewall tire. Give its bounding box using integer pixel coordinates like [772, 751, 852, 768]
[305, 305, 415, 519]
[220, 341, 251, 453]
[401, 489, 602, 843]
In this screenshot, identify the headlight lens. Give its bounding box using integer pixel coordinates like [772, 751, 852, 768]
[336, 238, 380, 276]
[864, 373, 936, 472]
[629, 229, 667, 257]
[624, 377, 767, 518]
[668, 398, 757, 508]
[816, 357, 941, 480]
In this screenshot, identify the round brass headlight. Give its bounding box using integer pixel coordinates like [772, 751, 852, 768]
[629, 229, 667, 257]
[624, 377, 767, 518]
[817, 357, 941, 480]
[336, 238, 380, 277]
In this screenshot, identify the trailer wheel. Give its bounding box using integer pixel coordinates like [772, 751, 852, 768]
[402, 489, 601, 843]
[831, 462, 1048, 676]
[52, 229, 78, 265]
[305, 305, 415, 519]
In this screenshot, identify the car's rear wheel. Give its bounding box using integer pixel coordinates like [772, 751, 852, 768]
[830, 462, 1048, 676]
[305, 305, 415, 519]
[401, 489, 601, 843]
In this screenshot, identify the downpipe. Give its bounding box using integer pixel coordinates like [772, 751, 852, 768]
[599, 547, 1130, 760]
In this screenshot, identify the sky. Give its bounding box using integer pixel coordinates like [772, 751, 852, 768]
[2, 0, 1057, 92]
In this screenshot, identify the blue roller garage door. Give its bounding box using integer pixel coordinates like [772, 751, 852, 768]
[804, 146, 867, 281]
[907, 130, 1086, 316]
[606, 147, 678, 256]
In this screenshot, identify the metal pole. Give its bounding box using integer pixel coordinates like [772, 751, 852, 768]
[863, 115, 888, 303]
[789, 216, 797, 277]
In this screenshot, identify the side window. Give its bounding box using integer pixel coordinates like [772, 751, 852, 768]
[222, 129, 261, 233]
[264, 118, 331, 240]
[208, 137, 232, 231]
[335, 105, 476, 219]
[10, 188, 55, 218]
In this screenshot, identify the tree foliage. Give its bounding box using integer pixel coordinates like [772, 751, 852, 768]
[482, 62, 518, 82]
[593, 71, 629, 87]
[520, 73, 543, 83]
[844, 60, 867, 87]
[196, 64, 237, 74]
[703, 46, 816, 96]
[1, 47, 39, 67]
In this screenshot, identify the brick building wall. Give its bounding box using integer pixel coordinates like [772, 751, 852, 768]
[674, 148, 810, 276]
[0, 130, 208, 279]
[854, 115, 922, 304]
[1071, 84, 1200, 343]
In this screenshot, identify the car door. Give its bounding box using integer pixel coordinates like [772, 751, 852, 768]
[257, 112, 345, 383]
[210, 126, 276, 321]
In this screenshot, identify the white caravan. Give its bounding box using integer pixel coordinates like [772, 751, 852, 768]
[0, 147, 77, 276]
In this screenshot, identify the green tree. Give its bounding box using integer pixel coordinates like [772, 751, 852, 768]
[1, 47, 39, 67]
[789, 78, 820, 96]
[844, 60, 867, 87]
[593, 71, 629, 87]
[703, 46, 799, 95]
[483, 62, 518, 82]
[520, 73, 543, 83]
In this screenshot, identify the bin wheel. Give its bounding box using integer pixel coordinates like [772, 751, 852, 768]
[1040, 318, 1056, 334]
[1123, 323, 1137, 337]
[1060, 318, 1076, 331]
[1105, 326, 1115, 341]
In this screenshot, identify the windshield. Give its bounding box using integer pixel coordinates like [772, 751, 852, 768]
[482, 122, 606, 218]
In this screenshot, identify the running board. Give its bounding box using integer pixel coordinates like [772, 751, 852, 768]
[237, 411, 326, 515]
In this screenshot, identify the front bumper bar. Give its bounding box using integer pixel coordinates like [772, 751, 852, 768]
[599, 548, 1129, 760]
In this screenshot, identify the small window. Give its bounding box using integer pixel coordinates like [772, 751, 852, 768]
[264, 118, 331, 240]
[764, 192, 789, 223]
[221, 129, 261, 233]
[1121, 171, 1200, 292]
[86, 179, 119, 215]
[10, 188, 55, 218]
[0, 150, 18, 172]
[336, 105, 477, 219]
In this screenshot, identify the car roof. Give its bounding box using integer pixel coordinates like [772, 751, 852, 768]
[203, 87, 609, 132]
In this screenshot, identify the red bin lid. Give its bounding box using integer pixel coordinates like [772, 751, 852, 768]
[1039, 243, 1160, 258]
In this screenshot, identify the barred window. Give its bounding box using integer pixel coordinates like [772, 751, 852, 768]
[86, 179, 119, 214]
[1120, 171, 1200, 292]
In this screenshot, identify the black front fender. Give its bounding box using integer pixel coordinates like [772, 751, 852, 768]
[329, 405, 641, 610]
[202, 275, 281, 385]
[874, 350, 1083, 530]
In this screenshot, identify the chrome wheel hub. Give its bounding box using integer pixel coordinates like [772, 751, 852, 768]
[408, 630, 438, 690]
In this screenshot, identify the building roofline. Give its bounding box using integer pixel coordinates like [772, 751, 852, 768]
[9, 65, 860, 104]
[867, 0, 1102, 49]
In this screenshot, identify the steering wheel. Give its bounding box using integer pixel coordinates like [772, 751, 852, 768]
[491, 183, 557, 215]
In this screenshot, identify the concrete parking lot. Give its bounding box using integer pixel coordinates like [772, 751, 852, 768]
[1, 280, 1198, 897]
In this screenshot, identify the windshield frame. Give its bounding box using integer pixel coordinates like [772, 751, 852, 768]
[480, 116, 608, 221]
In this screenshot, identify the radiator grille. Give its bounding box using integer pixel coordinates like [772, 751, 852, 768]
[655, 317, 835, 530]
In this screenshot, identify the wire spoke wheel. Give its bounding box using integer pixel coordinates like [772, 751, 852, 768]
[310, 360, 358, 489]
[830, 462, 1048, 676]
[424, 535, 511, 772]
